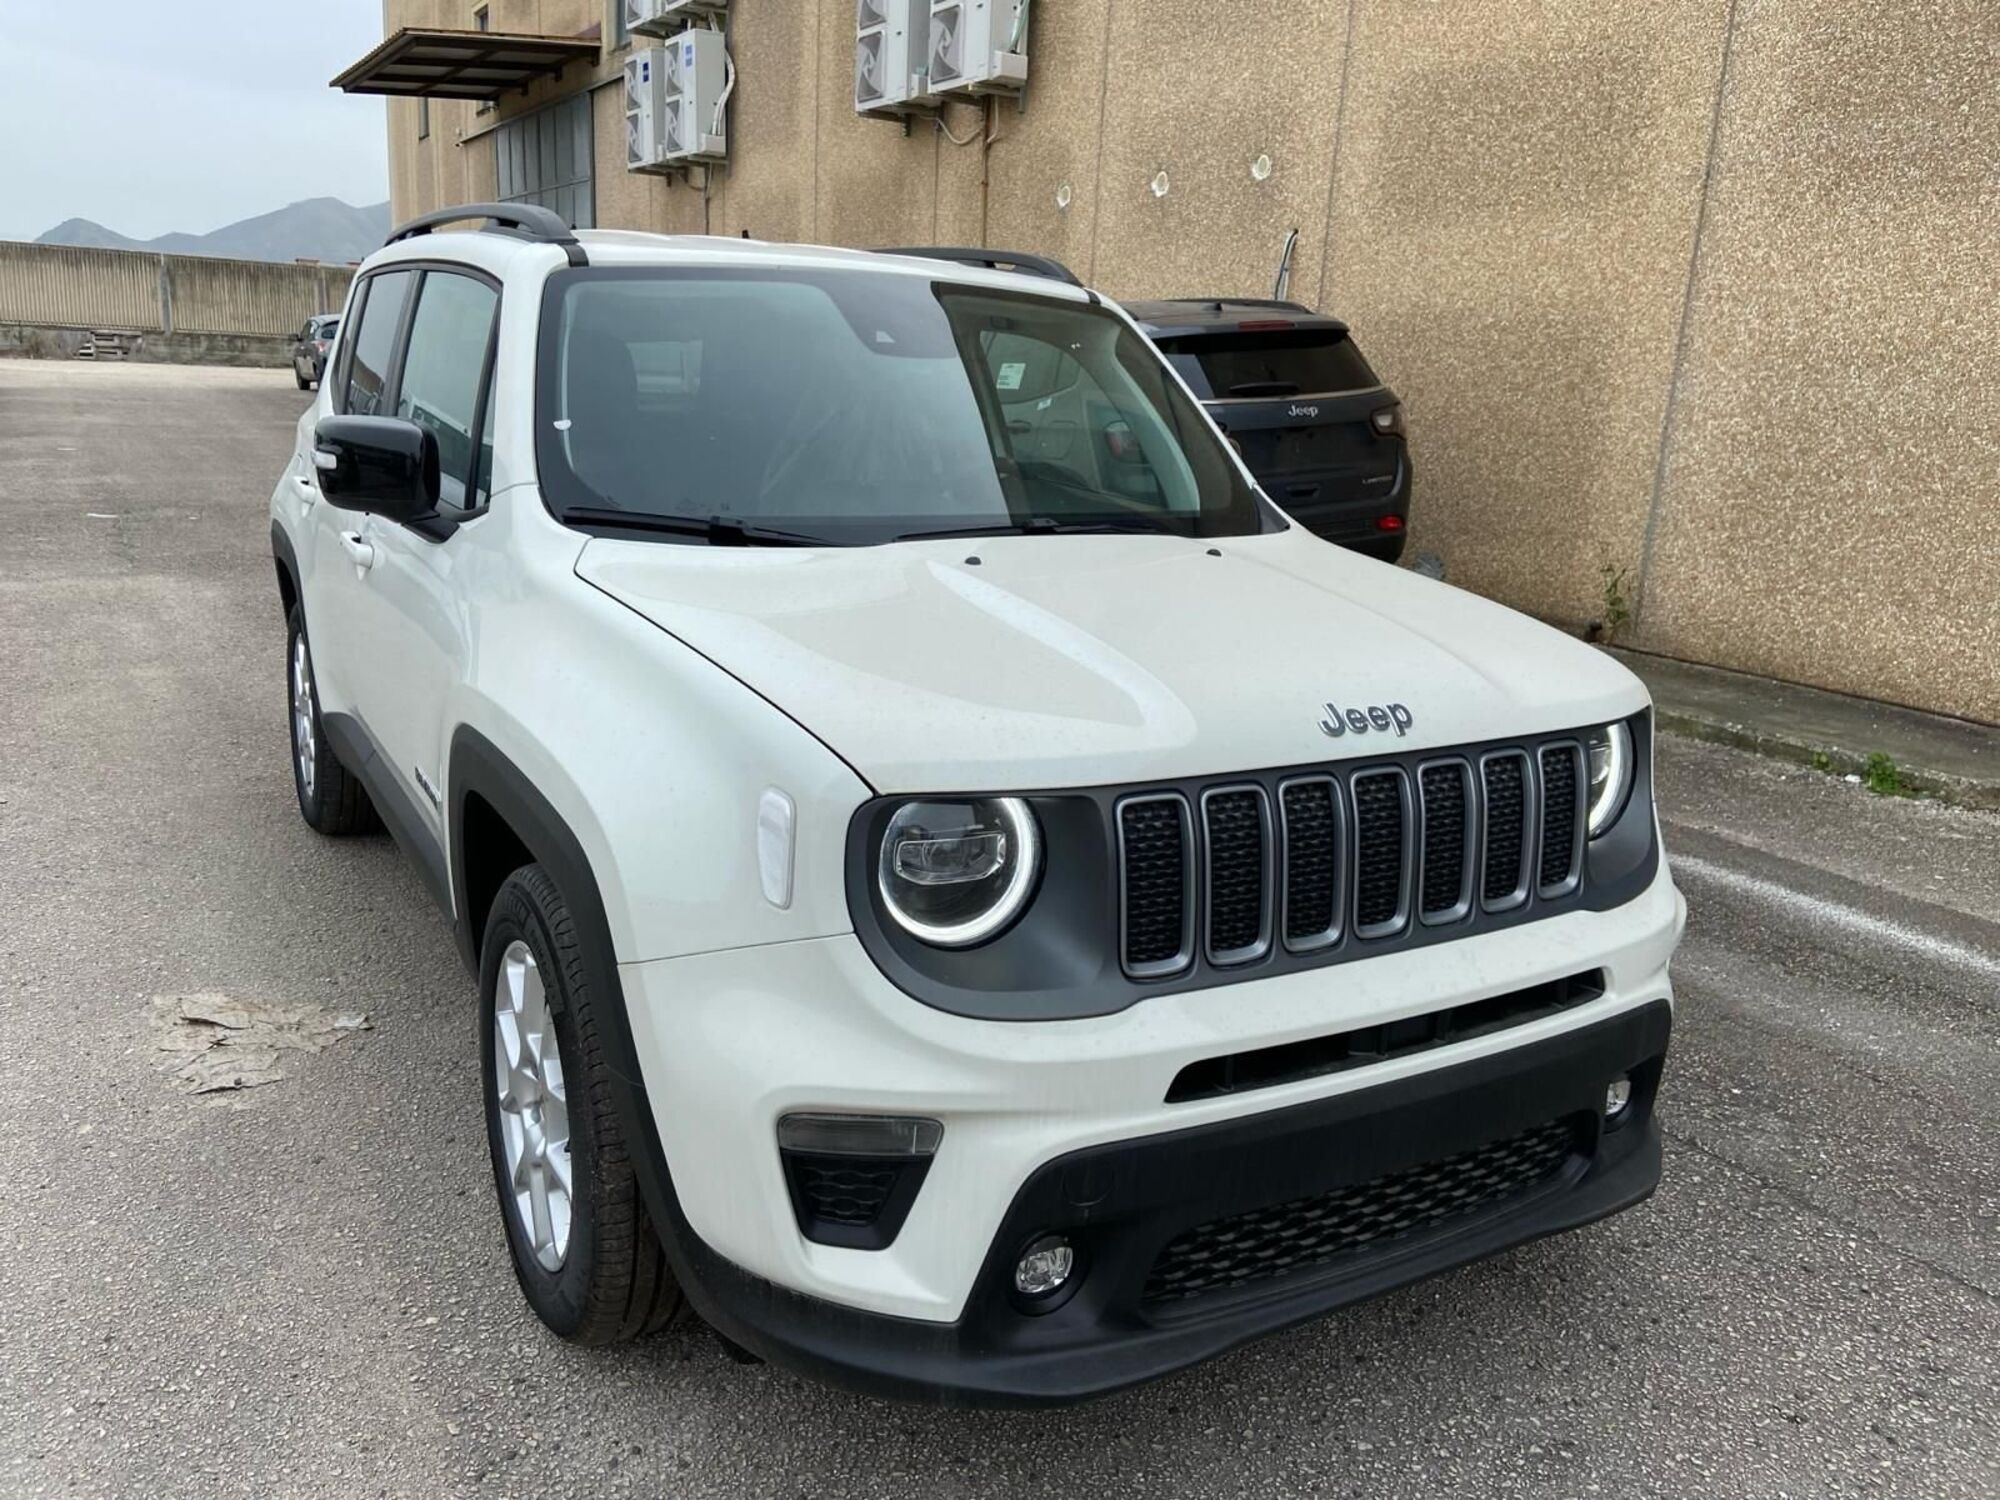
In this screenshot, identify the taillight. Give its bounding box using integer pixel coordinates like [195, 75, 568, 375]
[315, 340, 329, 353]
[1376, 514, 1404, 532]
[1370, 403, 1406, 438]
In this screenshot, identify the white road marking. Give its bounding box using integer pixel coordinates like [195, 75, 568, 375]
[1672, 852, 2000, 982]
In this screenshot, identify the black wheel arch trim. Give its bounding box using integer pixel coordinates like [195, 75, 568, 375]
[271, 521, 302, 619]
[442, 726, 754, 1346]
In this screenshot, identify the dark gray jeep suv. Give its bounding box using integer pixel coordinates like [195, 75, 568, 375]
[1124, 299, 1410, 562]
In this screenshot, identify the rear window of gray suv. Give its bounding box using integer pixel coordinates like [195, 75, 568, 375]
[1160, 329, 1378, 401]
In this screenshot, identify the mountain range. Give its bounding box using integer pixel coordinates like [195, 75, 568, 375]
[34, 197, 391, 265]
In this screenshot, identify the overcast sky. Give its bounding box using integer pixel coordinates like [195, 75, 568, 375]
[0, 1, 390, 242]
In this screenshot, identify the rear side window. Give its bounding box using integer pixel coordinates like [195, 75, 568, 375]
[395, 271, 500, 510]
[1162, 329, 1377, 401]
[341, 270, 413, 416]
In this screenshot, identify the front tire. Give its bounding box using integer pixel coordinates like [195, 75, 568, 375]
[286, 605, 375, 834]
[481, 863, 684, 1343]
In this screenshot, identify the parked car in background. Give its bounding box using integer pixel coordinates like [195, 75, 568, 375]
[291, 314, 340, 391]
[1125, 299, 1410, 562]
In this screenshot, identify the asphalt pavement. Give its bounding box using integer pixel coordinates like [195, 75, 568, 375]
[1, 359, 1995, 1499]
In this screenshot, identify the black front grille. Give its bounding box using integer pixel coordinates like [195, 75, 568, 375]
[1112, 731, 1601, 982]
[1352, 771, 1407, 933]
[1418, 763, 1469, 917]
[1204, 789, 1268, 960]
[1121, 797, 1191, 972]
[1280, 779, 1340, 946]
[1142, 1117, 1580, 1303]
[1482, 754, 1528, 905]
[1539, 745, 1580, 891]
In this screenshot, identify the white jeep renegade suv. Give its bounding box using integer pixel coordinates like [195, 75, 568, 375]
[270, 204, 1684, 1406]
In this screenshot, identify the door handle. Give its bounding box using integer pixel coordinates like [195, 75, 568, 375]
[338, 531, 376, 571]
[291, 475, 318, 502]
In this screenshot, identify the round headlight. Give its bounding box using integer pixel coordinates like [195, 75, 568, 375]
[878, 797, 1041, 947]
[1585, 721, 1634, 837]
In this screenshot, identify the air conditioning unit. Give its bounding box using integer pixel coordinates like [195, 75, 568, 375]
[625, 0, 726, 39]
[624, 36, 727, 170]
[926, 0, 1027, 96]
[854, 0, 936, 118]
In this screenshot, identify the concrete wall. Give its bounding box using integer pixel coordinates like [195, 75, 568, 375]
[0, 239, 354, 342]
[382, 0, 2000, 723]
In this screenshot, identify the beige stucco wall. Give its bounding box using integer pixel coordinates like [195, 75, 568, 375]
[379, 0, 2000, 723]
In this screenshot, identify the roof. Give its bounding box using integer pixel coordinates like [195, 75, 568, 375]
[360, 224, 1096, 304]
[1117, 298, 1348, 336]
[330, 27, 600, 101]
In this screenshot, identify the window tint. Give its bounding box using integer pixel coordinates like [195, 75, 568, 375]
[1162, 329, 1377, 400]
[342, 270, 413, 416]
[395, 272, 499, 509]
[535, 270, 1260, 544]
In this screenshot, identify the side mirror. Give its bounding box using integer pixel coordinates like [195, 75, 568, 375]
[313, 415, 439, 523]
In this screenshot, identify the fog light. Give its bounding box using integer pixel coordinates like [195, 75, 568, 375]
[1605, 1075, 1634, 1120]
[1013, 1235, 1074, 1297]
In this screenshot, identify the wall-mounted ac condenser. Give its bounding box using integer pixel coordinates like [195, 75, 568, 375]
[855, 0, 938, 117]
[926, 0, 1027, 96]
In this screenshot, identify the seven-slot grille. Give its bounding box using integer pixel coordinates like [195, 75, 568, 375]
[1116, 738, 1589, 980]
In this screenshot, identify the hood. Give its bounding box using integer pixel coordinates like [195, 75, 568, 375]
[576, 529, 1649, 793]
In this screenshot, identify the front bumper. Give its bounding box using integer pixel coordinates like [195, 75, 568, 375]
[676, 1000, 1665, 1406]
[615, 862, 1682, 1404]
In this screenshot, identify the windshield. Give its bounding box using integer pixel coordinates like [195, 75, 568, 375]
[534, 267, 1265, 545]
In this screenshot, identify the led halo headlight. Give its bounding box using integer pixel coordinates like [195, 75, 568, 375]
[1584, 721, 1634, 837]
[877, 797, 1042, 948]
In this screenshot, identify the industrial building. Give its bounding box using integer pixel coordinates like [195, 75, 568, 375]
[335, 1, 2000, 723]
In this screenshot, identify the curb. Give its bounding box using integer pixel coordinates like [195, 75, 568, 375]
[1652, 709, 2000, 814]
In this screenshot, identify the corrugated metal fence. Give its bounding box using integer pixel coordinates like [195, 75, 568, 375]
[0, 240, 355, 336]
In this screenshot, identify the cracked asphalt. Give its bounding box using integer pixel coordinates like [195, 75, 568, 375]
[1, 359, 1995, 1498]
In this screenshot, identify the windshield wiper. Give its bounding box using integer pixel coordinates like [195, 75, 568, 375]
[895, 516, 1182, 541]
[561, 507, 829, 547]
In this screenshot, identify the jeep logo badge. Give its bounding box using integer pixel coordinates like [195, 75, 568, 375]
[1319, 700, 1413, 738]
[1288, 403, 1320, 419]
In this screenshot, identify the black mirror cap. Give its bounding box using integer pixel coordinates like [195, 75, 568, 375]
[313, 415, 440, 524]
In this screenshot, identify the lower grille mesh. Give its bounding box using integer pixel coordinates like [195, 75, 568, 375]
[1142, 1117, 1579, 1304]
[790, 1160, 898, 1227]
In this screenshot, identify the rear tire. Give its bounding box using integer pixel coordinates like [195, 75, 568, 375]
[286, 605, 376, 834]
[294, 363, 310, 391]
[481, 863, 684, 1343]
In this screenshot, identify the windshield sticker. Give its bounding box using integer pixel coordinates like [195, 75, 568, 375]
[995, 361, 1026, 392]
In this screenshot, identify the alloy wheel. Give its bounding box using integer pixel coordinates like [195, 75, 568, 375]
[290, 633, 317, 801]
[493, 940, 574, 1271]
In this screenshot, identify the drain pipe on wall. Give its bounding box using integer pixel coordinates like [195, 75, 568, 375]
[1272, 227, 1299, 301]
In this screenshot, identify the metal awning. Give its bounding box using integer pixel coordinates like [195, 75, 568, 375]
[330, 27, 600, 101]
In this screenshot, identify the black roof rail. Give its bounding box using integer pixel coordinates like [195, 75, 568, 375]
[874, 246, 1083, 287]
[385, 202, 587, 267]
